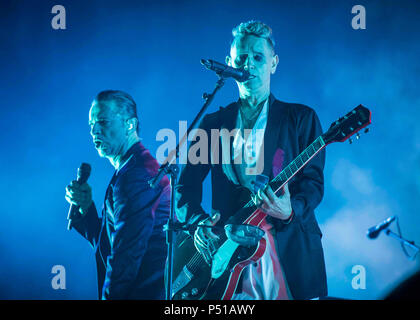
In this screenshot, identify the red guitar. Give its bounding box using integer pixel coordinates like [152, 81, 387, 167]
[171, 104, 372, 300]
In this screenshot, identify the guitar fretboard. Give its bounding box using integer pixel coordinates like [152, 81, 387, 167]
[243, 135, 325, 210]
[270, 135, 325, 191]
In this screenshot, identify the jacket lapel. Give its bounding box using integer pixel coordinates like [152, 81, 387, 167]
[219, 102, 240, 184]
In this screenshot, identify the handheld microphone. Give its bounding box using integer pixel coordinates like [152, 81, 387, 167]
[67, 163, 91, 230]
[366, 216, 396, 239]
[200, 59, 253, 82]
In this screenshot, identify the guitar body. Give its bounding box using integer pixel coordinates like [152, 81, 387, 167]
[171, 105, 372, 300]
[171, 232, 212, 300]
[218, 236, 267, 300]
[171, 230, 267, 300]
[221, 210, 268, 299]
[171, 210, 268, 300]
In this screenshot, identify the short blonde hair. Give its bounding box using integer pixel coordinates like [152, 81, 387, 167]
[231, 20, 275, 51]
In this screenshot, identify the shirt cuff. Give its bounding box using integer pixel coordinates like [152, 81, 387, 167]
[281, 209, 294, 225]
[72, 202, 94, 224]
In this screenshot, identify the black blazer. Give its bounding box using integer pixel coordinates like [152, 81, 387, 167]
[175, 94, 327, 299]
[72, 142, 171, 299]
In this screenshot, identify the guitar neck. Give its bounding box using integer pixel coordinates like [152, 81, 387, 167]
[240, 134, 326, 212]
[269, 135, 326, 193]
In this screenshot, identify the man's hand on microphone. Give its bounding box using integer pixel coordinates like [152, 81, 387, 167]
[65, 180, 93, 215]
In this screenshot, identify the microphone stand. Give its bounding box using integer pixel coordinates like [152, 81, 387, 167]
[384, 229, 420, 259]
[149, 76, 226, 301]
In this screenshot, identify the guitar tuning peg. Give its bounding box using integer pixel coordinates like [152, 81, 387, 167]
[364, 128, 370, 134]
[349, 138, 353, 144]
[356, 133, 360, 140]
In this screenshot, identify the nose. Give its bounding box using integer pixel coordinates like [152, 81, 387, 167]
[90, 123, 101, 136]
[243, 56, 255, 70]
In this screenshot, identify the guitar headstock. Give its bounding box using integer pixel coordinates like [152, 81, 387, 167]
[322, 104, 371, 145]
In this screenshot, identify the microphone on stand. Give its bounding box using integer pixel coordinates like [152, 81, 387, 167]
[67, 163, 91, 230]
[200, 59, 253, 82]
[366, 216, 396, 239]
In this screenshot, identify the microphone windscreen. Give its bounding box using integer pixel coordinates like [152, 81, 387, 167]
[77, 162, 91, 183]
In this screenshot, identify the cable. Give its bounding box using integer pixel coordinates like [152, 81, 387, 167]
[395, 217, 419, 261]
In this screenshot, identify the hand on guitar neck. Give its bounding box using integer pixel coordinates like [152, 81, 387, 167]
[256, 183, 293, 222]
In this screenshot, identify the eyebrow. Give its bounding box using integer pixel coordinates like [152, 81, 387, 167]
[88, 117, 110, 125]
[236, 50, 264, 56]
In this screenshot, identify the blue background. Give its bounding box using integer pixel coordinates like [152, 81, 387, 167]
[0, 0, 419, 299]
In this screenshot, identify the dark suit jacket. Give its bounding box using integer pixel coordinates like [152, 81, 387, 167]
[72, 142, 170, 299]
[175, 94, 327, 300]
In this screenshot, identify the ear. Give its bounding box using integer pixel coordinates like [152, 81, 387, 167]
[226, 55, 232, 67]
[126, 118, 138, 132]
[271, 54, 279, 74]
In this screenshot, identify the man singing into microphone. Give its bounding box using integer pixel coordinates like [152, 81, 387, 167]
[175, 21, 327, 299]
[65, 90, 170, 299]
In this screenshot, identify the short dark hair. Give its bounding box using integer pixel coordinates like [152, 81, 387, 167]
[94, 90, 139, 134]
